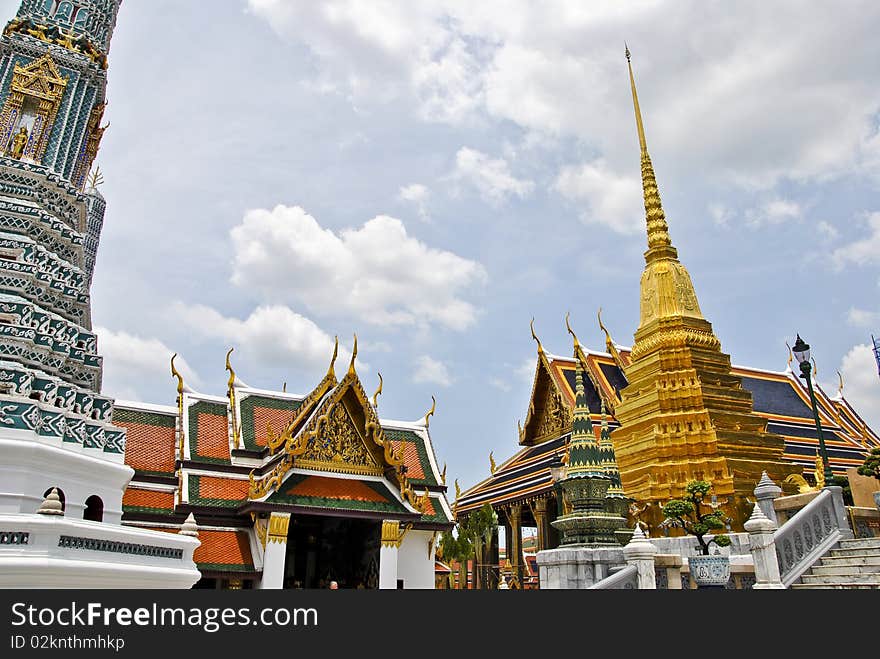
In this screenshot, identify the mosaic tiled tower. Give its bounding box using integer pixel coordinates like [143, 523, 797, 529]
[0, 0, 127, 484]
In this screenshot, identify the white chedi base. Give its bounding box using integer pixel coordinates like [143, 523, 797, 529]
[536, 546, 625, 589]
[0, 513, 201, 589]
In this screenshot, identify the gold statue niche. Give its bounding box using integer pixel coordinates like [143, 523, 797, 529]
[0, 54, 68, 164]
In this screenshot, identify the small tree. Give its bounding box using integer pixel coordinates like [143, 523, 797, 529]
[857, 447, 880, 482]
[439, 527, 472, 589]
[661, 480, 732, 556]
[461, 503, 498, 589]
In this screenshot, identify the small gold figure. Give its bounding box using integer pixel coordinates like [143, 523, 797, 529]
[9, 126, 28, 159]
[814, 451, 826, 489]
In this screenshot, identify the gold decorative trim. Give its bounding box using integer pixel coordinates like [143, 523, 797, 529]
[226, 348, 241, 450]
[381, 520, 402, 548]
[170, 353, 185, 460]
[267, 512, 291, 544]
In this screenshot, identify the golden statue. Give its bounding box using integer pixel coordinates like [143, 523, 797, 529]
[814, 451, 826, 489]
[9, 126, 28, 159]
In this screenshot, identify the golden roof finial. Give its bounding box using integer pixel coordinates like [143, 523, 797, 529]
[424, 395, 436, 428]
[87, 165, 104, 190]
[454, 479, 461, 502]
[811, 357, 818, 379]
[225, 347, 236, 392]
[530, 317, 544, 355]
[282, 382, 287, 393]
[837, 370, 844, 397]
[489, 451, 497, 474]
[441, 462, 447, 485]
[371, 372, 383, 408]
[626, 45, 673, 259]
[785, 341, 793, 369]
[170, 353, 184, 403]
[327, 336, 339, 378]
[348, 334, 358, 376]
[565, 312, 581, 356]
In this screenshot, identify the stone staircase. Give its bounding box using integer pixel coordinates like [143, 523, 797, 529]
[791, 538, 880, 589]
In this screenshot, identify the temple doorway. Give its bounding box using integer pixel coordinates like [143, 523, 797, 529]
[283, 515, 380, 589]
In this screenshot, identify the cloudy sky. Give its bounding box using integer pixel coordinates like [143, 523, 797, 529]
[10, 0, 880, 492]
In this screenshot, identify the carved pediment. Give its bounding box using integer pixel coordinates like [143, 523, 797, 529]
[298, 402, 380, 473]
[12, 54, 67, 101]
[521, 355, 572, 445]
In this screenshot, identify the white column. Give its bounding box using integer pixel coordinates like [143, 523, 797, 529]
[743, 502, 785, 589]
[379, 520, 400, 589]
[623, 525, 658, 589]
[259, 512, 290, 590]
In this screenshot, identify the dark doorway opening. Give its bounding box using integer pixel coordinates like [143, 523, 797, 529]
[283, 516, 380, 589]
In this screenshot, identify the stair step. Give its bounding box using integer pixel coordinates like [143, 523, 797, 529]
[838, 538, 880, 550]
[800, 573, 880, 585]
[811, 564, 880, 576]
[830, 547, 880, 558]
[791, 583, 880, 590]
[819, 556, 880, 568]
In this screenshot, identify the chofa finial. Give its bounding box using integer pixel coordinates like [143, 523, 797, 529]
[348, 334, 358, 376]
[530, 317, 544, 354]
[327, 335, 339, 378]
[371, 372, 383, 408]
[424, 395, 436, 428]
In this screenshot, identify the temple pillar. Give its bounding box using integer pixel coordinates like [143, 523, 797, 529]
[534, 498, 548, 550]
[379, 520, 400, 589]
[259, 512, 290, 589]
[509, 503, 524, 587]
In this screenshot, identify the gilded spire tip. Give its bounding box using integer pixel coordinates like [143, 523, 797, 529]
[327, 335, 339, 378]
[424, 395, 436, 428]
[530, 317, 544, 354]
[371, 372, 383, 408]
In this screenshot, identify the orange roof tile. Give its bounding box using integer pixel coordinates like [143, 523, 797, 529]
[195, 412, 230, 460]
[286, 476, 390, 503]
[252, 406, 294, 448]
[193, 530, 254, 568]
[392, 440, 426, 480]
[197, 476, 249, 502]
[120, 421, 176, 474]
[122, 488, 175, 511]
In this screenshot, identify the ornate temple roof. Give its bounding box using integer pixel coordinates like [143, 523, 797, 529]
[115, 345, 453, 574]
[457, 343, 880, 515]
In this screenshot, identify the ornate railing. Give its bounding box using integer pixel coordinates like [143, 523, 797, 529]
[588, 564, 637, 589]
[774, 489, 842, 587]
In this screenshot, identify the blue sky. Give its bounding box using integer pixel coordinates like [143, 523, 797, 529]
[8, 1, 879, 493]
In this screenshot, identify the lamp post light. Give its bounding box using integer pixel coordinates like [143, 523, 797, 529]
[792, 334, 835, 487]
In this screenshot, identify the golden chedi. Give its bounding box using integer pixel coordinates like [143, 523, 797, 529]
[611, 48, 794, 529]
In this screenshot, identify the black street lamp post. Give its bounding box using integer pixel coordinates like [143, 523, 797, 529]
[792, 334, 835, 487]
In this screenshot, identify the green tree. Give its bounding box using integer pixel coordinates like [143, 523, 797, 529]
[441, 503, 499, 589]
[857, 447, 880, 482]
[661, 480, 732, 556]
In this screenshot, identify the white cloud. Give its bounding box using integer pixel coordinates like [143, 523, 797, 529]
[452, 147, 534, 205]
[489, 377, 511, 392]
[744, 198, 803, 227]
[516, 356, 537, 382]
[832, 212, 880, 270]
[848, 308, 880, 328]
[229, 205, 487, 330]
[836, 343, 880, 431]
[398, 183, 431, 221]
[554, 160, 643, 234]
[817, 220, 839, 240]
[96, 327, 202, 402]
[708, 202, 734, 227]
[413, 355, 453, 387]
[248, 1, 880, 187]
[171, 303, 356, 372]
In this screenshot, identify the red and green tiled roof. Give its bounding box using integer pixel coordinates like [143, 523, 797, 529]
[115, 408, 176, 476]
[239, 394, 301, 451]
[265, 473, 410, 515]
[421, 495, 452, 524]
[194, 530, 255, 573]
[188, 474, 249, 508]
[385, 428, 438, 487]
[122, 487, 175, 515]
[188, 400, 231, 464]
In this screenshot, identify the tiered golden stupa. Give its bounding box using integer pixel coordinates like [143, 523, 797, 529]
[611, 48, 795, 527]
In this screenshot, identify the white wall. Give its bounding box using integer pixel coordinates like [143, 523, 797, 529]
[397, 529, 435, 590]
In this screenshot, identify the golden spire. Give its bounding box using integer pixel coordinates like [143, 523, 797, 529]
[441, 462, 447, 484]
[170, 353, 185, 460]
[348, 334, 358, 376]
[530, 317, 544, 355]
[489, 451, 497, 474]
[371, 372, 383, 408]
[327, 336, 339, 378]
[837, 370, 844, 397]
[786, 341, 793, 369]
[626, 45, 675, 262]
[225, 348, 236, 392]
[88, 165, 104, 190]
